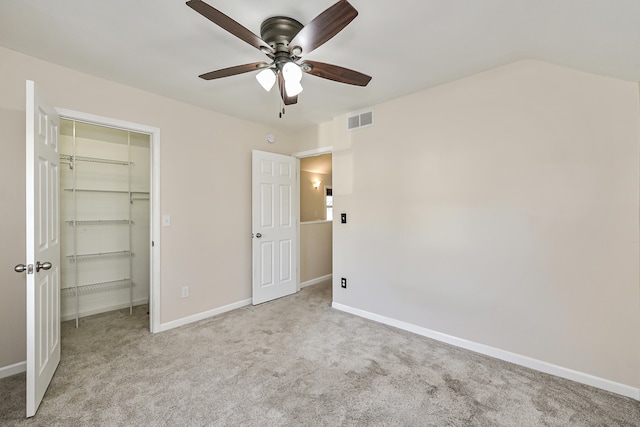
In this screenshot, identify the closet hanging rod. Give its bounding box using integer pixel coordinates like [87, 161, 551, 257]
[59, 154, 132, 167]
[63, 188, 150, 194]
[67, 250, 133, 261]
[66, 219, 133, 225]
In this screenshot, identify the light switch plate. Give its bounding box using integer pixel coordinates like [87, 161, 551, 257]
[163, 215, 171, 227]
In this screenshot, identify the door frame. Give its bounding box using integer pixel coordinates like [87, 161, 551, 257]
[291, 146, 333, 293]
[56, 108, 161, 333]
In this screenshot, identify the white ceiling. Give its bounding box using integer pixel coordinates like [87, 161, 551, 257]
[1, 0, 640, 131]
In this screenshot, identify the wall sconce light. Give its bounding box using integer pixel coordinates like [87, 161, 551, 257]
[313, 179, 321, 189]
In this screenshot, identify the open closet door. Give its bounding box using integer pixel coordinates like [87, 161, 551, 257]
[23, 80, 61, 417]
[251, 150, 298, 304]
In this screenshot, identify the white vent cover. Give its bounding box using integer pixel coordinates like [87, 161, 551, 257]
[347, 110, 374, 131]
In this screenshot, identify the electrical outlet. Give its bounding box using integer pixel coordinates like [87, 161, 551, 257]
[181, 286, 189, 298]
[341, 277, 347, 289]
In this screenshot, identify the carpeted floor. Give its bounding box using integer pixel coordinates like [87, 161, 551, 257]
[0, 280, 638, 426]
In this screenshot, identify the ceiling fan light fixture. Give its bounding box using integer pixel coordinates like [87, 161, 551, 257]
[285, 80, 304, 96]
[282, 61, 303, 82]
[256, 68, 276, 91]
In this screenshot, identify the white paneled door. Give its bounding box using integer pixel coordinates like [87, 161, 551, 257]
[252, 150, 298, 304]
[24, 80, 61, 417]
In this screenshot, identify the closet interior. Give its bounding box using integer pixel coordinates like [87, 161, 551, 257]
[59, 120, 150, 327]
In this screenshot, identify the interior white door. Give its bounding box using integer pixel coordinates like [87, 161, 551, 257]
[252, 150, 298, 304]
[25, 80, 61, 417]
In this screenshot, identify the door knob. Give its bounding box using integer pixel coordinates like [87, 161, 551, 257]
[36, 261, 52, 272]
[14, 264, 31, 273]
[256, 233, 262, 238]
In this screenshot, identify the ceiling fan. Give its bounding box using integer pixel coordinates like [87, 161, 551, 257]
[186, 0, 372, 107]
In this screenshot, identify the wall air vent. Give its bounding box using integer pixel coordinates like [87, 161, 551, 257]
[347, 110, 374, 131]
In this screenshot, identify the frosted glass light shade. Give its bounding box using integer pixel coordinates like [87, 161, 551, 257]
[285, 80, 303, 96]
[282, 61, 302, 82]
[256, 68, 276, 91]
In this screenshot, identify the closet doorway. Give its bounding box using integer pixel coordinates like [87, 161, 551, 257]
[57, 112, 160, 332]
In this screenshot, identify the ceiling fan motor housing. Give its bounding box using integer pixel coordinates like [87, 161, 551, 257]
[260, 16, 304, 70]
[260, 16, 303, 49]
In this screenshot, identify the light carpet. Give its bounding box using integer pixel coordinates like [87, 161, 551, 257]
[0, 280, 638, 426]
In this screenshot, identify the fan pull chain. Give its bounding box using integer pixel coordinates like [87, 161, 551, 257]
[277, 76, 282, 118]
[278, 79, 285, 118]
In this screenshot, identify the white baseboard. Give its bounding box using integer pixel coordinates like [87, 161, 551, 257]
[60, 298, 149, 322]
[332, 302, 640, 402]
[301, 274, 332, 289]
[0, 361, 26, 379]
[158, 298, 252, 332]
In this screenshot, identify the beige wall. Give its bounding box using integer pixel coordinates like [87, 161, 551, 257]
[0, 47, 299, 369]
[0, 104, 27, 368]
[300, 170, 332, 222]
[300, 222, 333, 283]
[323, 60, 640, 389]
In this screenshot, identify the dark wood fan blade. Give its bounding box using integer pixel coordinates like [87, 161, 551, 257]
[199, 62, 270, 80]
[186, 0, 273, 53]
[302, 61, 372, 86]
[289, 0, 358, 56]
[278, 73, 298, 105]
